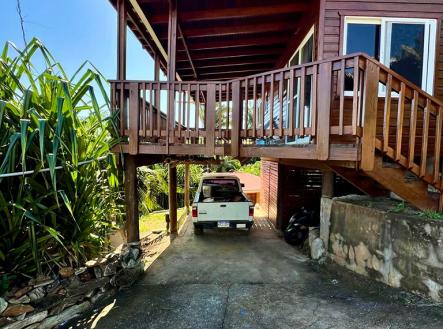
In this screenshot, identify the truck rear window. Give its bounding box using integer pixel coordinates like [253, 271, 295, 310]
[199, 178, 245, 202]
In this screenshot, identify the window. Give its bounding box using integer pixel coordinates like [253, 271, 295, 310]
[288, 27, 314, 133]
[343, 17, 437, 94]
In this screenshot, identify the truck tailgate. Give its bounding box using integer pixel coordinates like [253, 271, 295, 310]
[197, 202, 250, 221]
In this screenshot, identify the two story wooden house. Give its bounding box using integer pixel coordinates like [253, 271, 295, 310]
[109, 0, 443, 241]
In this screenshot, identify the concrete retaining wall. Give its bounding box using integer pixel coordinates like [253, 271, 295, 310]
[321, 195, 443, 302]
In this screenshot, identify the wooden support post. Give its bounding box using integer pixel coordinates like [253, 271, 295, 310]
[322, 170, 334, 198]
[167, 0, 177, 147]
[117, 0, 127, 81]
[361, 60, 380, 171]
[128, 82, 139, 155]
[167, 0, 177, 81]
[206, 84, 216, 156]
[231, 80, 242, 157]
[316, 62, 331, 160]
[184, 163, 190, 214]
[168, 163, 178, 234]
[125, 155, 139, 243]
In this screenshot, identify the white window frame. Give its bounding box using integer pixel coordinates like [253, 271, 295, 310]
[288, 26, 315, 67]
[343, 16, 437, 95]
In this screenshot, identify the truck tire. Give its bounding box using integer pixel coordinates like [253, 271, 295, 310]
[194, 224, 203, 235]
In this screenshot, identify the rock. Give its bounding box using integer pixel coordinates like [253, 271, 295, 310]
[103, 262, 118, 277]
[123, 258, 141, 269]
[8, 295, 30, 304]
[105, 253, 119, 262]
[59, 267, 74, 279]
[111, 263, 143, 288]
[93, 267, 103, 279]
[0, 297, 8, 314]
[1, 304, 34, 317]
[90, 288, 116, 305]
[74, 267, 87, 276]
[6, 311, 47, 329]
[28, 287, 45, 302]
[85, 259, 98, 268]
[32, 278, 54, 289]
[14, 287, 33, 299]
[66, 277, 109, 298]
[14, 313, 26, 321]
[78, 271, 93, 282]
[37, 301, 91, 329]
[130, 248, 140, 260]
[311, 238, 326, 260]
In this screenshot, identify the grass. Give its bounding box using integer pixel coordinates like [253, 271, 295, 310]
[139, 208, 187, 235]
[418, 209, 443, 220]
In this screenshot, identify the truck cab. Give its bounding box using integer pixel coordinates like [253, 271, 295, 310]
[192, 174, 254, 234]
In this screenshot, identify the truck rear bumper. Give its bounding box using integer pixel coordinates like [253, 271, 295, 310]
[194, 220, 253, 229]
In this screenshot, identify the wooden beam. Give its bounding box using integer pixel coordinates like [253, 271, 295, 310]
[177, 35, 288, 52]
[150, 3, 309, 24]
[168, 163, 178, 234]
[125, 154, 139, 242]
[176, 47, 281, 62]
[177, 23, 197, 79]
[160, 21, 296, 40]
[167, 0, 177, 81]
[117, 0, 127, 80]
[128, 0, 168, 61]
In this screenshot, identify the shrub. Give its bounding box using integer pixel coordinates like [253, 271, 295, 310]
[0, 39, 122, 280]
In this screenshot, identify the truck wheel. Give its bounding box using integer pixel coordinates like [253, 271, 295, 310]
[194, 224, 203, 235]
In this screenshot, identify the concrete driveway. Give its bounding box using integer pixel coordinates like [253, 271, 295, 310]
[72, 217, 443, 329]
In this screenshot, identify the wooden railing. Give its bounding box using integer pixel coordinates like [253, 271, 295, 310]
[361, 57, 443, 189]
[110, 53, 366, 160]
[110, 53, 443, 190]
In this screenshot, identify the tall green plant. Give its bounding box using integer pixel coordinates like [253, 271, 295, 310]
[0, 39, 122, 279]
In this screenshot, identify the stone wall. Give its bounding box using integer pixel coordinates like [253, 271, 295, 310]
[321, 195, 443, 302]
[0, 242, 143, 329]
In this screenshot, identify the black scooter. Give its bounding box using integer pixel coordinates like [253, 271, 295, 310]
[284, 207, 319, 246]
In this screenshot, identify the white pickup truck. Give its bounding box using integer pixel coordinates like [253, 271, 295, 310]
[192, 173, 254, 234]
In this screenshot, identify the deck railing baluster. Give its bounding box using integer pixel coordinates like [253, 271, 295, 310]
[408, 90, 418, 169]
[433, 107, 442, 185]
[395, 82, 406, 161]
[420, 99, 431, 177]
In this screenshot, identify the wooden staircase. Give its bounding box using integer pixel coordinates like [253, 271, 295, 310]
[110, 53, 443, 211]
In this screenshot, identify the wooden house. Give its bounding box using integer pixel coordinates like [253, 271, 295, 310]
[109, 0, 443, 240]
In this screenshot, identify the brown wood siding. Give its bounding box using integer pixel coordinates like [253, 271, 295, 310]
[261, 160, 280, 227]
[319, 0, 443, 100]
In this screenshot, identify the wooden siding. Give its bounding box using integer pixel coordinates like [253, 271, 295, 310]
[261, 160, 280, 227]
[319, 0, 443, 100]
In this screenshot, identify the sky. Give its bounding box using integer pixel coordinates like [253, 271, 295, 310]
[0, 0, 156, 81]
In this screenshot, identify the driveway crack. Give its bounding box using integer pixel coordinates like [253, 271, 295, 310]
[221, 283, 232, 329]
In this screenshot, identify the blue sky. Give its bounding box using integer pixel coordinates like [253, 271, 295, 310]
[1, 0, 155, 80]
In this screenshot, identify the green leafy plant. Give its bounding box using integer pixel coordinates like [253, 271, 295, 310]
[418, 209, 443, 220]
[0, 39, 122, 279]
[390, 201, 406, 213]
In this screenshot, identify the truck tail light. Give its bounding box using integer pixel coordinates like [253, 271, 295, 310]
[192, 206, 198, 218]
[249, 205, 254, 217]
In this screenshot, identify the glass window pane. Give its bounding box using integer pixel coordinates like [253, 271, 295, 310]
[389, 23, 425, 87]
[300, 35, 313, 64]
[346, 23, 381, 60]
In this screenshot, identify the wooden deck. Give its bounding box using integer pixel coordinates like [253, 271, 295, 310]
[111, 53, 443, 211]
